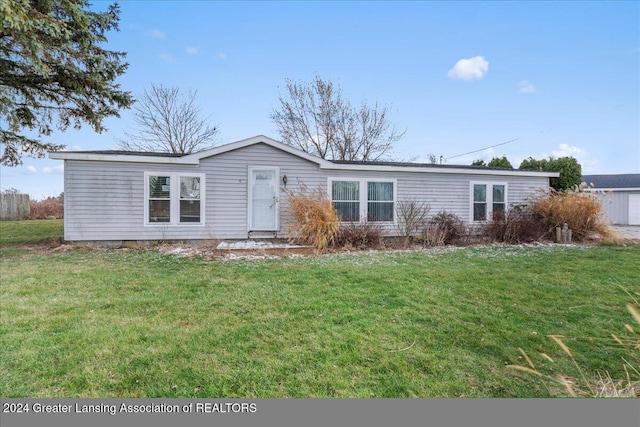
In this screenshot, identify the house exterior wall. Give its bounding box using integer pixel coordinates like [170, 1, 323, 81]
[321, 168, 546, 224]
[63, 143, 324, 241]
[198, 143, 325, 239]
[61, 142, 551, 242]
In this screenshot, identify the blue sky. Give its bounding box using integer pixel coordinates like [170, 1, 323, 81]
[2, 0, 639, 198]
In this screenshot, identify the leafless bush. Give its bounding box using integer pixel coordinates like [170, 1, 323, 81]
[482, 209, 549, 244]
[395, 199, 430, 246]
[423, 211, 465, 246]
[29, 193, 64, 219]
[335, 222, 384, 250]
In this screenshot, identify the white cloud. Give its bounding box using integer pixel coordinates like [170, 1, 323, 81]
[159, 53, 173, 63]
[518, 80, 536, 93]
[147, 29, 166, 39]
[185, 47, 199, 55]
[447, 56, 489, 81]
[552, 143, 585, 158]
[26, 165, 37, 173]
[218, 52, 227, 60]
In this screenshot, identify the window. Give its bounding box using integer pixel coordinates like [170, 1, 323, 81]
[471, 182, 507, 221]
[330, 179, 395, 223]
[332, 181, 360, 221]
[368, 182, 394, 222]
[145, 173, 204, 225]
[180, 176, 201, 223]
[149, 176, 171, 223]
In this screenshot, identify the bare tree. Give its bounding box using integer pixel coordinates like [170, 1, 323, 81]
[271, 76, 404, 161]
[117, 84, 219, 154]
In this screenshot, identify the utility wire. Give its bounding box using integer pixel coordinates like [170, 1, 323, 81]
[445, 138, 521, 161]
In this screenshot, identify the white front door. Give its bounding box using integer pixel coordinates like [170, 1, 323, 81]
[249, 167, 279, 231]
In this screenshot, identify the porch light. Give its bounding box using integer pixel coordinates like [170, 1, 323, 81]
[282, 174, 288, 187]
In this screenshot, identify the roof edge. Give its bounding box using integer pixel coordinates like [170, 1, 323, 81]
[320, 162, 559, 177]
[49, 151, 198, 164]
[48, 135, 559, 177]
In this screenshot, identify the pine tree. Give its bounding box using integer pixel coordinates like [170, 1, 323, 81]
[0, 0, 133, 166]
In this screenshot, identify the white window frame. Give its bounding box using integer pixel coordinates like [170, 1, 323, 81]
[469, 181, 508, 222]
[144, 172, 206, 226]
[328, 178, 397, 223]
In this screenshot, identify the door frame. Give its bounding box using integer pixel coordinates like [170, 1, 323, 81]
[247, 166, 280, 231]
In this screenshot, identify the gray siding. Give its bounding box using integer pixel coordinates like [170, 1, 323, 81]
[64, 161, 203, 241]
[593, 190, 640, 225]
[323, 169, 547, 234]
[63, 143, 324, 241]
[198, 142, 325, 239]
[62, 142, 550, 241]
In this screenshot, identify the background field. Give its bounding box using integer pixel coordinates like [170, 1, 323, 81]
[1, 220, 638, 397]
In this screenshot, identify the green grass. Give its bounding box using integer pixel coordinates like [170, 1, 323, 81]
[1, 220, 638, 397]
[0, 219, 63, 246]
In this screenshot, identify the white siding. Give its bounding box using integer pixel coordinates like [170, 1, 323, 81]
[62, 142, 550, 241]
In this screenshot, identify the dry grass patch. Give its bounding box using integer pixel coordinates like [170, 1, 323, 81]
[285, 185, 340, 252]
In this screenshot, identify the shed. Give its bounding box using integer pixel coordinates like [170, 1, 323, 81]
[582, 174, 640, 225]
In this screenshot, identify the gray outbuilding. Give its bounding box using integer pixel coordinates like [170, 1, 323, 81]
[582, 174, 640, 225]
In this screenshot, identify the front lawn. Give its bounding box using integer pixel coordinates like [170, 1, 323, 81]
[0, 221, 638, 397]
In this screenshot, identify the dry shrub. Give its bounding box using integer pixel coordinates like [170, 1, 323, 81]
[529, 186, 614, 242]
[395, 199, 430, 246]
[286, 185, 340, 252]
[29, 194, 64, 219]
[335, 222, 383, 250]
[482, 209, 549, 244]
[423, 211, 465, 246]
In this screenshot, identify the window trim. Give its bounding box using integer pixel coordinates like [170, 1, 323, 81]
[144, 172, 206, 226]
[469, 181, 508, 222]
[328, 178, 397, 223]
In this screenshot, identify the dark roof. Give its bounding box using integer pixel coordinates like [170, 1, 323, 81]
[55, 149, 520, 171]
[582, 174, 640, 189]
[63, 150, 186, 157]
[332, 159, 515, 171]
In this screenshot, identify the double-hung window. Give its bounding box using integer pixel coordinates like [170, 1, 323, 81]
[145, 172, 205, 225]
[332, 180, 360, 222]
[471, 182, 506, 221]
[148, 175, 172, 223]
[367, 182, 394, 222]
[330, 178, 395, 223]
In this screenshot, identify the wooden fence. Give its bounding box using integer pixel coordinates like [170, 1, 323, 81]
[0, 194, 30, 220]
